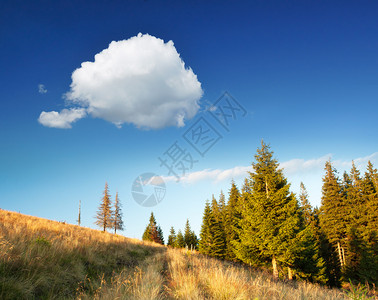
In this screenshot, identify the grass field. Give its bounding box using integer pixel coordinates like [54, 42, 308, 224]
[0, 209, 374, 299]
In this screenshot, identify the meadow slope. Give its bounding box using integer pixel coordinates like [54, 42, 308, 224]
[0, 209, 370, 299]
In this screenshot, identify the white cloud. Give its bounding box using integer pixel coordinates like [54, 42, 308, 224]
[162, 152, 378, 185]
[38, 84, 47, 94]
[162, 166, 252, 184]
[38, 108, 86, 129]
[39, 34, 202, 129]
[41, 33, 200, 130]
[279, 154, 332, 175]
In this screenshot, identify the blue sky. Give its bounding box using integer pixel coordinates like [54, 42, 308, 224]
[1, 0, 377, 240]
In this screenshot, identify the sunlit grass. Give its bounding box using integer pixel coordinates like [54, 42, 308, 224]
[165, 248, 351, 300]
[0, 209, 164, 299]
[1, 209, 373, 299]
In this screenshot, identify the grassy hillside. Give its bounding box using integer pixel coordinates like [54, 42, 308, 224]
[0, 209, 373, 299]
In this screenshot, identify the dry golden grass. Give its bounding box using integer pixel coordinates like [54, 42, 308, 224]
[0, 209, 164, 299]
[1, 209, 372, 299]
[165, 248, 353, 300]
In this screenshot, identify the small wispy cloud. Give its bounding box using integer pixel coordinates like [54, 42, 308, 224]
[161, 152, 378, 185]
[38, 84, 47, 94]
[38, 108, 87, 129]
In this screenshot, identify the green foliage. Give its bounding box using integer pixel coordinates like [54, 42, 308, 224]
[224, 181, 241, 261]
[295, 183, 328, 284]
[142, 212, 164, 245]
[183, 219, 198, 250]
[196, 142, 377, 287]
[198, 199, 226, 259]
[344, 280, 373, 300]
[233, 141, 302, 276]
[167, 226, 177, 247]
[112, 192, 124, 234]
[33, 236, 51, 247]
[176, 230, 185, 248]
[320, 161, 347, 249]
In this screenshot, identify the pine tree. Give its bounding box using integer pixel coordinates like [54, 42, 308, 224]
[363, 161, 378, 238]
[199, 200, 226, 258]
[176, 230, 185, 248]
[295, 183, 327, 284]
[113, 192, 124, 234]
[184, 219, 198, 250]
[314, 206, 341, 287]
[319, 161, 347, 279]
[224, 180, 241, 261]
[218, 191, 226, 213]
[210, 196, 227, 258]
[95, 182, 113, 232]
[299, 182, 314, 226]
[344, 161, 378, 284]
[199, 201, 212, 255]
[142, 212, 164, 245]
[157, 225, 164, 245]
[233, 141, 302, 279]
[167, 226, 177, 247]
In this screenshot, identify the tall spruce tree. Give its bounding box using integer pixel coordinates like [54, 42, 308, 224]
[184, 219, 198, 250]
[142, 212, 164, 245]
[157, 225, 164, 245]
[199, 201, 212, 255]
[210, 195, 227, 258]
[199, 199, 226, 258]
[319, 161, 347, 273]
[344, 162, 378, 284]
[95, 182, 113, 232]
[176, 230, 185, 248]
[233, 141, 302, 279]
[295, 183, 327, 284]
[113, 192, 124, 234]
[299, 182, 314, 226]
[167, 226, 177, 247]
[224, 180, 241, 261]
[363, 161, 378, 239]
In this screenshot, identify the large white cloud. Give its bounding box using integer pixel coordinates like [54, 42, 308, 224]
[38, 108, 86, 129]
[39, 33, 203, 129]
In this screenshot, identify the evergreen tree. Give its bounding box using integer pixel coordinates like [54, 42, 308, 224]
[319, 161, 347, 284]
[112, 192, 124, 234]
[295, 183, 327, 284]
[218, 191, 226, 214]
[363, 161, 378, 238]
[344, 162, 378, 284]
[199, 199, 227, 258]
[233, 141, 302, 279]
[224, 180, 241, 261]
[184, 219, 198, 250]
[299, 182, 314, 226]
[157, 225, 164, 245]
[167, 226, 177, 247]
[199, 201, 212, 255]
[347, 162, 365, 228]
[176, 230, 185, 248]
[210, 196, 227, 258]
[95, 182, 113, 232]
[142, 212, 164, 245]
